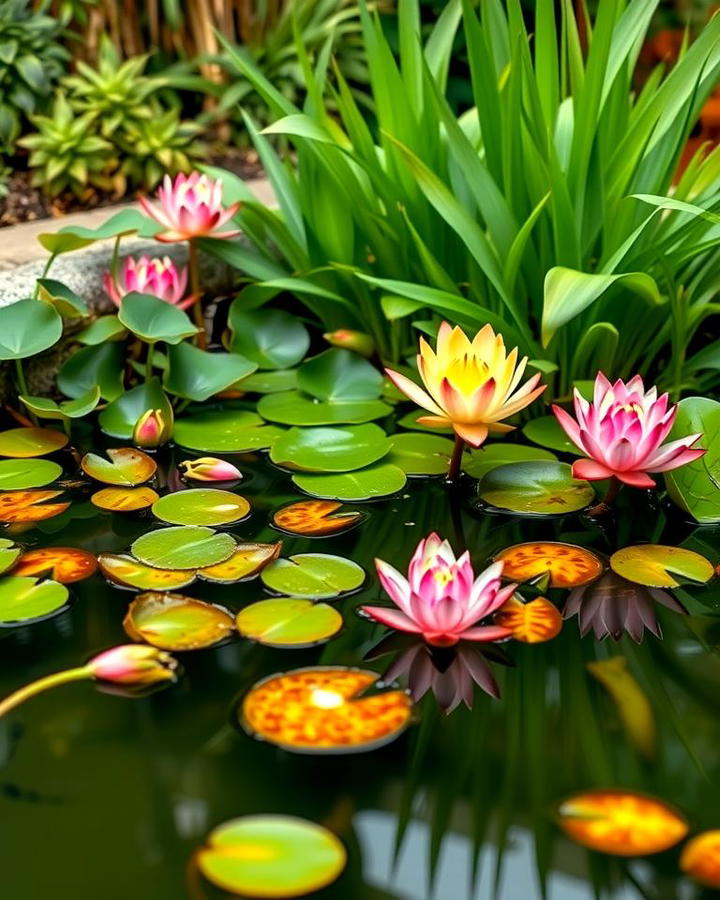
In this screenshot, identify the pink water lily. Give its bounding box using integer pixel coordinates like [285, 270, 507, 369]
[139, 172, 240, 242]
[552, 373, 705, 488]
[104, 255, 193, 309]
[179, 457, 242, 482]
[89, 645, 178, 685]
[362, 533, 515, 646]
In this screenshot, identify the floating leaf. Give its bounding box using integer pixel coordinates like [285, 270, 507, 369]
[76, 315, 127, 345]
[98, 379, 174, 439]
[272, 500, 365, 537]
[81, 448, 157, 486]
[0, 490, 70, 523]
[464, 443, 558, 480]
[228, 307, 310, 370]
[239, 369, 298, 394]
[197, 815, 346, 898]
[98, 553, 196, 590]
[0, 539, 20, 575]
[680, 830, 720, 889]
[292, 463, 407, 501]
[0, 298, 62, 360]
[118, 291, 198, 344]
[132, 526, 236, 570]
[236, 598, 342, 647]
[58, 342, 125, 401]
[0, 576, 70, 626]
[477, 462, 595, 515]
[664, 397, 720, 523]
[609, 544, 714, 588]
[124, 591, 235, 650]
[270, 424, 390, 472]
[239, 667, 413, 753]
[174, 410, 284, 453]
[523, 416, 578, 453]
[197, 542, 282, 583]
[152, 488, 250, 527]
[165, 343, 257, 402]
[386, 432, 455, 475]
[258, 391, 391, 426]
[12, 547, 97, 583]
[21, 386, 101, 421]
[0, 428, 68, 458]
[0, 459, 62, 490]
[494, 595, 562, 643]
[298, 348, 383, 401]
[494, 542, 604, 588]
[557, 790, 687, 856]
[261, 553, 364, 599]
[91, 486, 159, 512]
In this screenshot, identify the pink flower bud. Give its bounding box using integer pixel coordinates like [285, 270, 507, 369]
[323, 329, 376, 358]
[133, 408, 173, 449]
[103, 255, 193, 308]
[138, 172, 241, 243]
[89, 645, 178, 685]
[179, 457, 242, 482]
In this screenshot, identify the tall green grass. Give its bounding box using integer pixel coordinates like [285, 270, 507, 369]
[203, 0, 720, 399]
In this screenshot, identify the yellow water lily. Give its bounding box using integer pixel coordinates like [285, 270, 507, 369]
[386, 322, 546, 448]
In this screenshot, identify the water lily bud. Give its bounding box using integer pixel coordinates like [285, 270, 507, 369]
[88, 645, 178, 686]
[133, 408, 173, 449]
[323, 329, 375, 359]
[179, 457, 242, 482]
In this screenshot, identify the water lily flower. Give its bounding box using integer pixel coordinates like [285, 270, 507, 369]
[385, 322, 545, 450]
[552, 373, 705, 488]
[361, 532, 515, 646]
[179, 457, 242, 482]
[323, 329, 376, 359]
[103, 255, 193, 309]
[138, 172, 241, 242]
[133, 408, 173, 449]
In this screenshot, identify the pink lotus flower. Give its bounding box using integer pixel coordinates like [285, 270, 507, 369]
[89, 645, 178, 685]
[361, 533, 515, 646]
[104, 255, 193, 309]
[552, 373, 705, 488]
[179, 457, 242, 482]
[138, 172, 241, 242]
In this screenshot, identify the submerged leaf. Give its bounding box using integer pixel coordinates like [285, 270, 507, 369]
[587, 656, 656, 761]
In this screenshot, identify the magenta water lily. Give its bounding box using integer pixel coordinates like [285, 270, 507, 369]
[104, 255, 194, 309]
[362, 533, 515, 647]
[139, 172, 241, 242]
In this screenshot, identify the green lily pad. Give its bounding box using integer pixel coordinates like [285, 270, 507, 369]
[132, 526, 236, 570]
[36, 279, 88, 319]
[298, 348, 382, 400]
[98, 553, 196, 591]
[152, 489, 251, 527]
[236, 597, 342, 647]
[464, 443, 558, 479]
[124, 591, 235, 650]
[0, 298, 62, 360]
[477, 461, 595, 515]
[270, 424, 390, 472]
[21, 386, 101, 421]
[174, 410, 284, 453]
[197, 815, 346, 898]
[386, 432, 455, 475]
[0, 427, 68, 458]
[258, 391, 391, 426]
[57, 342, 125, 401]
[228, 307, 310, 370]
[292, 463, 407, 501]
[239, 369, 298, 394]
[609, 544, 715, 588]
[663, 397, 720, 524]
[165, 343, 257, 402]
[118, 292, 198, 344]
[523, 416, 578, 453]
[261, 553, 365, 599]
[0, 458, 63, 489]
[76, 315, 127, 345]
[98, 379, 174, 439]
[0, 539, 20, 575]
[81, 448, 157, 486]
[0, 576, 70, 626]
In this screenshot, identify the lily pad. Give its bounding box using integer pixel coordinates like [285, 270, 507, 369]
[236, 597, 342, 648]
[464, 443, 558, 480]
[36, 279, 88, 319]
[477, 462, 595, 515]
[58, 342, 125, 401]
[132, 526, 236, 570]
[0, 576, 70, 626]
[494, 595, 563, 643]
[0, 459, 63, 490]
[494, 542, 604, 588]
[91, 486, 159, 512]
[21, 387, 101, 421]
[0, 490, 70, 523]
[261, 553, 365, 599]
[165, 343, 257, 402]
[76, 315, 127, 345]
[98, 553, 196, 590]
[298, 348, 383, 401]
[118, 291, 198, 344]
[272, 500, 365, 537]
[270, 424, 390, 473]
[124, 591, 235, 650]
[386, 432, 455, 475]
[292, 463, 407, 501]
[98, 379, 173, 439]
[11, 547, 97, 583]
[174, 410, 284, 453]
[152, 489, 250, 527]
[197, 815, 346, 898]
[81, 448, 157, 486]
[258, 391, 391, 426]
[0, 427, 68, 458]
[0, 539, 20, 575]
[523, 416, 578, 453]
[0, 298, 62, 360]
[197, 542, 282, 583]
[609, 544, 714, 588]
[239, 369, 298, 394]
[663, 397, 720, 524]
[228, 307, 310, 370]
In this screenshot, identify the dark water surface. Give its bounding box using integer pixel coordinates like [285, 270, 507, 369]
[1, 443, 719, 900]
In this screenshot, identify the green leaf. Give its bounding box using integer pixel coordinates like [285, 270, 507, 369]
[36, 279, 89, 319]
[174, 410, 283, 453]
[0, 299, 62, 360]
[236, 597, 342, 648]
[477, 461, 595, 515]
[258, 391, 391, 426]
[240, 369, 298, 394]
[118, 292, 198, 344]
[386, 432, 456, 475]
[98, 379, 173, 439]
[297, 348, 383, 401]
[81, 447, 156, 486]
[228, 306, 310, 370]
[38, 208, 160, 255]
[0, 427, 68, 458]
[270, 424, 390, 473]
[0, 459, 62, 490]
[76, 315, 127, 345]
[464, 443, 558, 480]
[152, 489, 250, 527]
[21, 386, 100, 420]
[664, 397, 720, 524]
[609, 544, 714, 589]
[57, 343, 125, 401]
[292, 463, 407, 501]
[523, 416, 578, 454]
[164, 343, 257, 402]
[132, 526, 236, 570]
[0, 576, 69, 626]
[261, 553, 365, 600]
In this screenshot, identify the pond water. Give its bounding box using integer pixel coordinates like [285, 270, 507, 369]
[1, 429, 719, 900]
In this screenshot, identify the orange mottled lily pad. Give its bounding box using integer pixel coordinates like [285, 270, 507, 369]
[124, 591, 235, 650]
[91, 486, 160, 512]
[0, 490, 70, 523]
[98, 553, 195, 591]
[240, 666, 413, 753]
[557, 790, 688, 856]
[272, 500, 365, 537]
[12, 547, 97, 583]
[494, 541, 604, 588]
[197, 542, 282, 583]
[0, 427, 68, 458]
[81, 447, 157, 486]
[494, 595, 562, 643]
[680, 830, 720, 888]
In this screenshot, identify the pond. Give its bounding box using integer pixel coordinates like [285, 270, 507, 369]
[1, 417, 719, 900]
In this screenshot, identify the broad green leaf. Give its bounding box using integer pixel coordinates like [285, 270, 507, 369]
[164, 343, 257, 402]
[0, 427, 68, 458]
[464, 443, 558, 479]
[174, 410, 283, 453]
[0, 459, 62, 490]
[477, 461, 595, 515]
[386, 432, 456, 475]
[36, 279, 88, 319]
[81, 448, 157, 486]
[292, 462, 407, 501]
[38, 208, 160, 254]
[58, 343, 125, 401]
[98, 553, 196, 590]
[0, 299, 62, 360]
[76, 315, 127, 345]
[664, 397, 720, 524]
[297, 349, 383, 401]
[258, 392, 391, 426]
[21, 386, 100, 420]
[261, 553, 365, 599]
[270, 424, 390, 473]
[236, 597, 342, 647]
[124, 591, 235, 650]
[228, 306, 310, 369]
[98, 379, 173, 439]
[118, 292, 198, 344]
[239, 369, 298, 394]
[0, 576, 69, 625]
[523, 416, 578, 454]
[132, 526, 236, 570]
[152, 489, 250, 527]
[609, 544, 714, 589]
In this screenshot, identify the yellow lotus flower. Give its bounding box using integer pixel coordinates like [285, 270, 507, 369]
[386, 322, 546, 447]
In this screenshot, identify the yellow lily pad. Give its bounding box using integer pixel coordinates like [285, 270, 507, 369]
[98, 553, 196, 591]
[493, 541, 604, 588]
[609, 544, 714, 588]
[0, 427, 68, 458]
[197, 542, 282, 583]
[81, 447, 157, 486]
[681, 830, 720, 888]
[91, 486, 160, 512]
[152, 488, 251, 527]
[124, 591, 235, 650]
[493, 595, 562, 643]
[236, 598, 342, 647]
[0, 490, 70, 523]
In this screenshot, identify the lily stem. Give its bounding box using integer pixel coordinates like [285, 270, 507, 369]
[188, 239, 206, 350]
[447, 434, 466, 483]
[588, 476, 622, 517]
[14, 359, 38, 425]
[0, 666, 93, 719]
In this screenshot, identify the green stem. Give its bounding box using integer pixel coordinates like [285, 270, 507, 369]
[145, 343, 155, 383]
[446, 433, 466, 482]
[61, 416, 71, 438]
[110, 235, 121, 282]
[32, 254, 56, 299]
[0, 665, 93, 718]
[188, 240, 206, 349]
[14, 359, 38, 425]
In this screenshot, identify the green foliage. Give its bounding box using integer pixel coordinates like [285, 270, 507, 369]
[115, 108, 204, 190]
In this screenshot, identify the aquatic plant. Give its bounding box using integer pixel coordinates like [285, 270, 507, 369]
[104, 255, 193, 309]
[179, 457, 243, 482]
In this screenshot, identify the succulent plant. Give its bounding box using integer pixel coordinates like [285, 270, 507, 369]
[115, 108, 204, 191]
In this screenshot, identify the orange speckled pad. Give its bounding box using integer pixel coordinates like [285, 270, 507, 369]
[494, 541, 604, 588]
[241, 667, 413, 753]
[272, 500, 364, 537]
